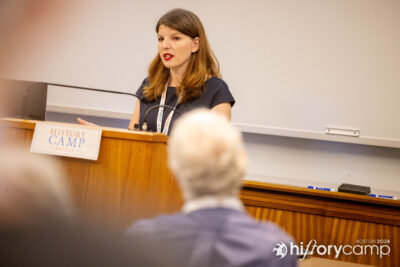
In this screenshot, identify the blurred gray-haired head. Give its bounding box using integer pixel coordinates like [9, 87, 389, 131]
[0, 149, 74, 227]
[168, 109, 247, 201]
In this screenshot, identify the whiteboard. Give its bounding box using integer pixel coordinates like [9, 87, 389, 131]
[5, 0, 400, 148]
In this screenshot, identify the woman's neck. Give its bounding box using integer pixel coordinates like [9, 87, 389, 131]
[168, 77, 179, 87]
[169, 65, 187, 87]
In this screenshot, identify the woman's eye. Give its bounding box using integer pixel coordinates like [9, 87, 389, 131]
[172, 36, 180, 41]
[158, 37, 164, 42]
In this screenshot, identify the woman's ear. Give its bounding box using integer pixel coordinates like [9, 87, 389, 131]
[191, 37, 200, 53]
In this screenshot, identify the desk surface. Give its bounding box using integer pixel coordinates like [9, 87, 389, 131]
[243, 180, 400, 208]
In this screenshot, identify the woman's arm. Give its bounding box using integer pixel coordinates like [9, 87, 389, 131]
[128, 100, 141, 130]
[77, 117, 99, 127]
[211, 103, 231, 121]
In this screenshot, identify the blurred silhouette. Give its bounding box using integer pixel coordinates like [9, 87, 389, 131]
[0, 149, 149, 267]
[0, 0, 71, 119]
[0, 2, 146, 266]
[0, 149, 74, 229]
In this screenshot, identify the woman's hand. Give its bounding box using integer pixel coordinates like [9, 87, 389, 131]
[77, 117, 99, 127]
[128, 100, 140, 130]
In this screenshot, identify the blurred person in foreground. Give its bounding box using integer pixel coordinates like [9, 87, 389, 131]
[0, 4, 142, 264]
[0, 150, 78, 265]
[0, 149, 145, 266]
[126, 109, 297, 267]
[0, 149, 73, 228]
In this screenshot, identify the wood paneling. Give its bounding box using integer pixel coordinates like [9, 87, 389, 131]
[241, 181, 400, 267]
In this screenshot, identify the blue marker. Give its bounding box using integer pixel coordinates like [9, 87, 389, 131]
[307, 186, 336, 192]
[369, 194, 398, 200]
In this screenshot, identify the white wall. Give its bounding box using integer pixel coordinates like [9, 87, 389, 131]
[4, 0, 400, 195]
[6, 0, 400, 147]
[243, 133, 400, 196]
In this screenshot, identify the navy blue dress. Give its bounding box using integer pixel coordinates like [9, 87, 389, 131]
[136, 77, 235, 133]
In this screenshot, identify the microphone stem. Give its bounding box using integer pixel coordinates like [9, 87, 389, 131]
[142, 104, 182, 131]
[45, 82, 141, 99]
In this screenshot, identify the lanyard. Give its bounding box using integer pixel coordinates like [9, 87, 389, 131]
[156, 81, 181, 135]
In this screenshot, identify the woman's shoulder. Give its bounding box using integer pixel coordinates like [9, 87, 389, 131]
[142, 77, 149, 85]
[136, 77, 150, 95]
[202, 76, 235, 107]
[205, 76, 229, 90]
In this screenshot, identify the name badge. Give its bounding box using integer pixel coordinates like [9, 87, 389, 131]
[30, 122, 102, 160]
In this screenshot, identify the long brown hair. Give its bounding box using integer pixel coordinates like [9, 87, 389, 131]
[143, 8, 220, 103]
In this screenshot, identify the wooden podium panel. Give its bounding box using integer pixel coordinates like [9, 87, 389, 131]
[0, 118, 183, 229]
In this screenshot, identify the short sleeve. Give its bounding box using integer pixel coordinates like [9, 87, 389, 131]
[210, 79, 235, 108]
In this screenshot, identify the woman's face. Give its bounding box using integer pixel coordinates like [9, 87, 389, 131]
[157, 24, 199, 74]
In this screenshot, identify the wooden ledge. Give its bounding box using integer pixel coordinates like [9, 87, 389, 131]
[0, 118, 168, 143]
[242, 180, 400, 207]
[241, 180, 400, 226]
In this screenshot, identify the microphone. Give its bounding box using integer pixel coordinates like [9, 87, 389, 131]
[26, 82, 148, 103]
[142, 104, 182, 131]
[44, 82, 152, 130]
[22, 81, 178, 132]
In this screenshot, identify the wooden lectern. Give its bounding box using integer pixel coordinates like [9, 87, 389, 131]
[0, 118, 183, 229]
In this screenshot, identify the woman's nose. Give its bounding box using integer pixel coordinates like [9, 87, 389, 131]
[161, 39, 171, 49]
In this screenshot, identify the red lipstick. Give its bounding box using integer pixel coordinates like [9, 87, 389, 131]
[163, 53, 174, 61]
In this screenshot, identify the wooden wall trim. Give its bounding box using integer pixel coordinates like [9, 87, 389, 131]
[243, 180, 400, 207]
[241, 181, 400, 226]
